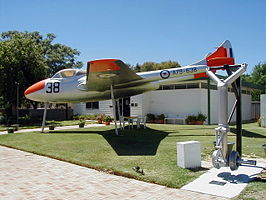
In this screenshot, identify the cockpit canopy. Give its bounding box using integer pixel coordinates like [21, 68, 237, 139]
[52, 69, 86, 79]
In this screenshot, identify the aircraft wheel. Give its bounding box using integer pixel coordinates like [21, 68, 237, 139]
[229, 151, 240, 171]
[212, 150, 221, 169]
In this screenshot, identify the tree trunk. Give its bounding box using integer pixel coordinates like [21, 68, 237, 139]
[12, 103, 17, 116]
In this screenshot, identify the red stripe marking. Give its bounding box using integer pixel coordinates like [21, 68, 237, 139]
[24, 80, 45, 95]
[207, 57, 235, 67]
[88, 59, 121, 72]
[207, 47, 227, 60]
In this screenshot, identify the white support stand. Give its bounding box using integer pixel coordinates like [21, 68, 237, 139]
[41, 102, 48, 133]
[110, 85, 118, 135]
[207, 64, 247, 170]
[117, 99, 122, 129]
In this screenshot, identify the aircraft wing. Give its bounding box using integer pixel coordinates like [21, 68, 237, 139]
[86, 59, 143, 91]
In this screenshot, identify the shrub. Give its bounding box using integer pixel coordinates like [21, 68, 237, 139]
[103, 115, 113, 122]
[47, 120, 59, 125]
[73, 115, 80, 120]
[197, 113, 207, 122]
[19, 114, 32, 125]
[257, 118, 261, 127]
[0, 115, 7, 124]
[185, 115, 197, 124]
[96, 114, 106, 120]
[157, 114, 166, 120]
[79, 120, 86, 128]
[146, 113, 155, 121]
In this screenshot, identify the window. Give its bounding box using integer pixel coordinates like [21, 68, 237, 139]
[60, 70, 76, 78]
[186, 83, 199, 89]
[52, 69, 86, 79]
[76, 70, 86, 76]
[162, 85, 175, 90]
[201, 83, 208, 89]
[174, 84, 186, 89]
[86, 102, 99, 109]
[209, 84, 217, 90]
[52, 73, 61, 78]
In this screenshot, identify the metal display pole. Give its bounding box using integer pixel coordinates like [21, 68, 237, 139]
[110, 85, 118, 135]
[117, 99, 122, 129]
[236, 77, 242, 156]
[15, 82, 19, 124]
[41, 102, 48, 133]
[226, 69, 242, 156]
[207, 78, 211, 125]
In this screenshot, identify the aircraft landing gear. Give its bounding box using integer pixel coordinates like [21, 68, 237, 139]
[212, 126, 229, 169]
[228, 151, 257, 171]
[212, 150, 222, 169]
[208, 64, 256, 171]
[228, 151, 240, 171]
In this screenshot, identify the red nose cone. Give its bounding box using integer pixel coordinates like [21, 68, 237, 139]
[24, 80, 45, 96]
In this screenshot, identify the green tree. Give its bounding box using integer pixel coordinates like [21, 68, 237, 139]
[0, 31, 82, 118]
[133, 63, 141, 72]
[140, 62, 157, 72]
[250, 62, 266, 86]
[156, 61, 180, 70]
[133, 61, 180, 72]
[242, 62, 266, 101]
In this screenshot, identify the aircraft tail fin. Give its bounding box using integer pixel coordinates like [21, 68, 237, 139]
[190, 40, 235, 67]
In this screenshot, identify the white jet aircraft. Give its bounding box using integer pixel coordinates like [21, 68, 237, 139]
[24, 40, 253, 171]
[25, 40, 235, 103]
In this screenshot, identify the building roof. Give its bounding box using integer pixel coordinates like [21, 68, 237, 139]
[191, 75, 265, 90]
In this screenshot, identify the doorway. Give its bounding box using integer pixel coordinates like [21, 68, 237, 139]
[116, 97, 130, 118]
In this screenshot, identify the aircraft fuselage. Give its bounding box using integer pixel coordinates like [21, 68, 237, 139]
[24, 65, 208, 103]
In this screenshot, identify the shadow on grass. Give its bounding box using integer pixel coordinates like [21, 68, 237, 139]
[230, 128, 266, 138]
[102, 127, 168, 156]
[52, 127, 168, 156]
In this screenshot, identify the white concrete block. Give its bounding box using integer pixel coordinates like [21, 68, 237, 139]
[177, 141, 201, 169]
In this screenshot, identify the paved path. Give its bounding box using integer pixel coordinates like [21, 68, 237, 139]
[0, 146, 227, 200]
[182, 160, 266, 198]
[0, 124, 106, 135]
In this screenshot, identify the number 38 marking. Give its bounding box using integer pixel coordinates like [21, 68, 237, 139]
[46, 82, 60, 93]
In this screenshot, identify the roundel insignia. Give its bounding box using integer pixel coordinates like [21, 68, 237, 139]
[160, 70, 170, 79]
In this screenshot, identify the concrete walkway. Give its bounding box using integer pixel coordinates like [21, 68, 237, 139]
[0, 146, 227, 200]
[182, 160, 266, 198]
[0, 124, 106, 135]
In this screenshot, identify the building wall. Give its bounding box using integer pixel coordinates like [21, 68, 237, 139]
[209, 91, 251, 124]
[73, 100, 112, 116]
[130, 88, 252, 124]
[99, 100, 113, 116]
[148, 89, 203, 116]
[130, 94, 144, 116]
[241, 94, 252, 121]
[73, 88, 252, 124]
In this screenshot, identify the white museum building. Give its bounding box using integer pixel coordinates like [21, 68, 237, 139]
[73, 77, 263, 124]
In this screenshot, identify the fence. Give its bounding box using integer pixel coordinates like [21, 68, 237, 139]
[19, 109, 73, 121]
[251, 101, 260, 120]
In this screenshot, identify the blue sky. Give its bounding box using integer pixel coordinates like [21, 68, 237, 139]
[1, 0, 266, 74]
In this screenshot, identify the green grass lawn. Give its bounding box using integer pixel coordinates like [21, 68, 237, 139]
[0, 122, 265, 198]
